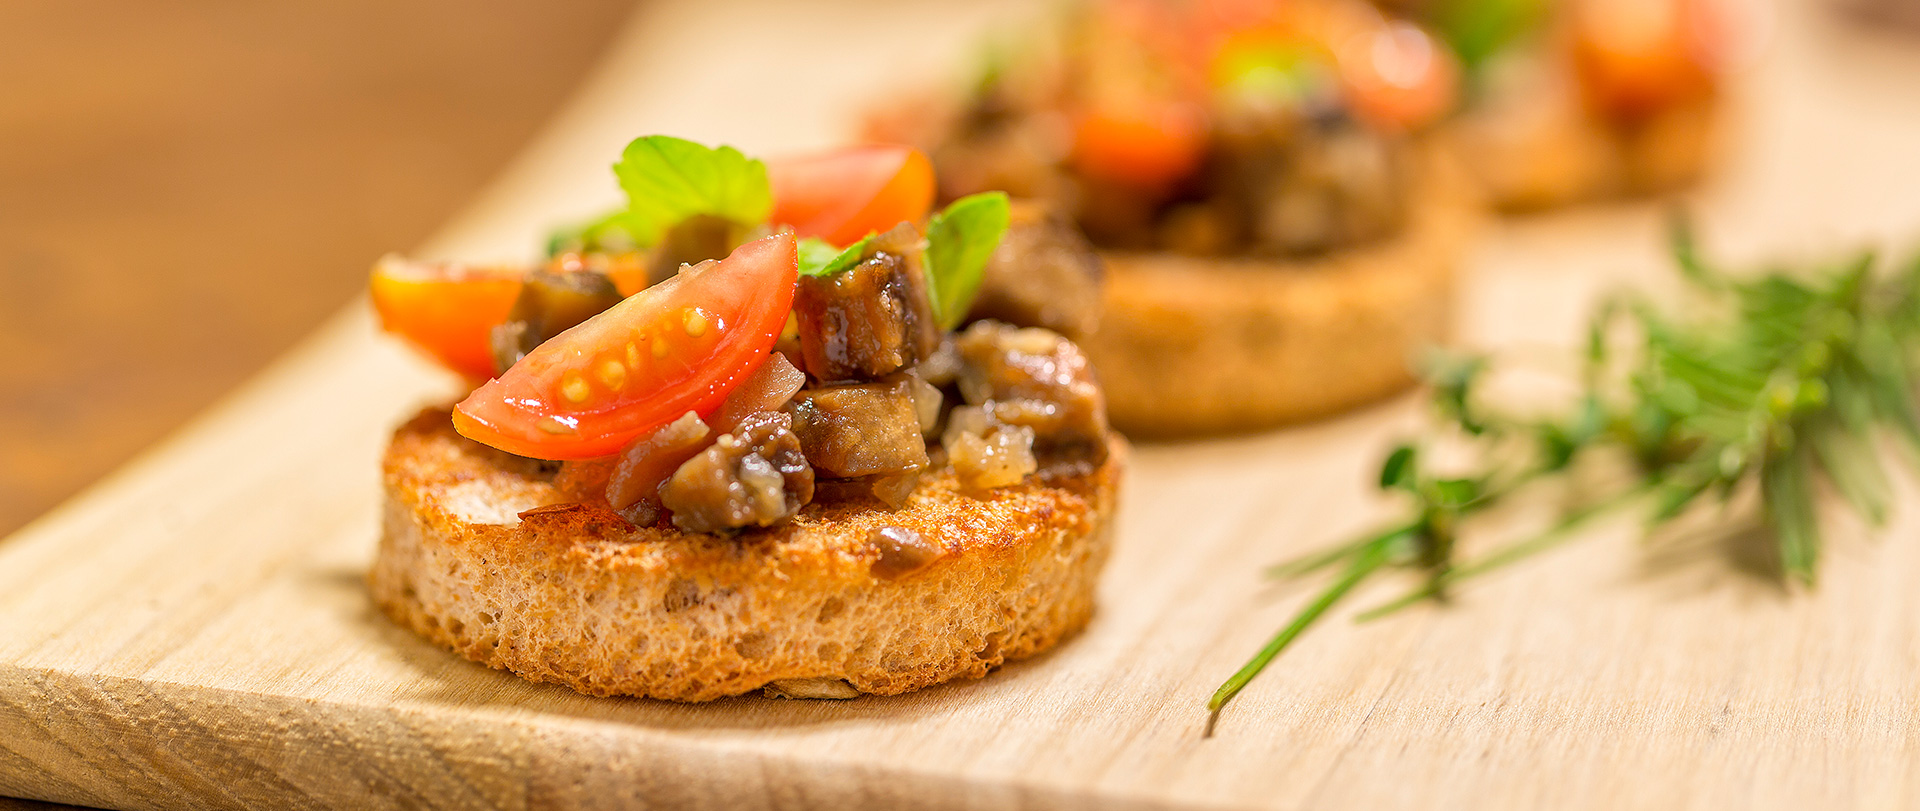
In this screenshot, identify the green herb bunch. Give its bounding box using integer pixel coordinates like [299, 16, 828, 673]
[1206, 220, 1920, 735]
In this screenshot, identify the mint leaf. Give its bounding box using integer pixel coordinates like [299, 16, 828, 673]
[797, 234, 875, 278]
[612, 135, 772, 248]
[923, 192, 1010, 330]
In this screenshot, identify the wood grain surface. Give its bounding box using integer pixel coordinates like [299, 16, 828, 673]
[7, 0, 1920, 809]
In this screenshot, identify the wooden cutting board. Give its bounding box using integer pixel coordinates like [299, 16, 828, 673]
[8, 0, 1920, 808]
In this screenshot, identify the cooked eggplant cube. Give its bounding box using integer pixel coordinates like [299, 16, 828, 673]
[660, 411, 814, 534]
[794, 243, 940, 381]
[967, 201, 1104, 338]
[786, 382, 930, 479]
[490, 266, 622, 373]
[955, 321, 1108, 461]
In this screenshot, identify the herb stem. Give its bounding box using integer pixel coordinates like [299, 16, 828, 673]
[1206, 537, 1395, 738]
[1265, 521, 1418, 579]
[1355, 483, 1655, 621]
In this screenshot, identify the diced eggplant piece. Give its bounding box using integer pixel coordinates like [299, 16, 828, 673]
[490, 266, 623, 374]
[643, 214, 746, 288]
[954, 321, 1108, 462]
[1210, 111, 1410, 256]
[793, 225, 940, 381]
[660, 411, 814, 534]
[786, 381, 930, 479]
[967, 200, 1104, 339]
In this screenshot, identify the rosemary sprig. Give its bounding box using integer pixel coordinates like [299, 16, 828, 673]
[1203, 220, 1920, 736]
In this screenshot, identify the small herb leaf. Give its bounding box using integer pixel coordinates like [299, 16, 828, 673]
[924, 191, 1011, 330]
[797, 234, 874, 278]
[612, 135, 772, 248]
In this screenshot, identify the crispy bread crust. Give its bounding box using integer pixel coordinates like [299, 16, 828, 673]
[1082, 161, 1479, 437]
[369, 409, 1125, 702]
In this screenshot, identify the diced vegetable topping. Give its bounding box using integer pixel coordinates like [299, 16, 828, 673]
[708, 352, 807, 435]
[489, 266, 623, 374]
[380, 133, 1113, 533]
[605, 411, 715, 522]
[659, 411, 814, 533]
[793, 225, 942, 381]
[787, 381, 930, 479]
[955, 321, 1109, 462]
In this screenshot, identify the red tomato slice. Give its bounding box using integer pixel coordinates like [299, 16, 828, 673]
[452, 233, 799, 460]
[369, 257, 521, 380]
[1571, 0, 1718, 121]
[1338, 22, 1460, 131]
[768, 145, 935, 246]
[1070, 99, 1208, 191]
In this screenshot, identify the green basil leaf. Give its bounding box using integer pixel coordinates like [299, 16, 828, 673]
[923, 191, 1011, 330]
[797, 234, 876, 278]
[611, 135, 772, 248]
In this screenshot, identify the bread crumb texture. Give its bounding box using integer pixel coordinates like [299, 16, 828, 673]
[370, 409, 1125, 702]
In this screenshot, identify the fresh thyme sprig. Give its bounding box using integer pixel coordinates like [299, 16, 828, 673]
[1204, 220, 1920, 736]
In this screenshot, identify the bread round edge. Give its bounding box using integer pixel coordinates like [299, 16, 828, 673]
[368, 409, 1127, 702]
[1082, 155, 1482, 438]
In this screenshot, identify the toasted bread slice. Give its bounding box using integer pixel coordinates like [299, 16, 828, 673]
[368, 408, 1126, 702]
[1082, 160, 1479, 437]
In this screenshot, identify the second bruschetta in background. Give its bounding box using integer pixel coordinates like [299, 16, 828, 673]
[869, 0, 1479, 436]
[1389, 0, 1730, 210]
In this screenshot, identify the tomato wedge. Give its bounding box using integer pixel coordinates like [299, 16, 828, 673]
[1070, 99, 1208, 191]
[1338, 22, 1460, 131]
[452, 233, 799, 460]
[768, 145, 935, 246]
[1571, 0, 1718, 121]
[369, 256, 522, 380]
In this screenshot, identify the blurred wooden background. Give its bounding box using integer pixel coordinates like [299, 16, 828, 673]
[0, 0, 639, 540]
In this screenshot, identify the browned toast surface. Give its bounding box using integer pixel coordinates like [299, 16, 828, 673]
[370, 408, 1125, 701]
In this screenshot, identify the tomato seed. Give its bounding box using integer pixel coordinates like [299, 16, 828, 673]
[560, 372, 591, 403]
[682, 307, 709, 337]
[597, 360, 627, 390]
